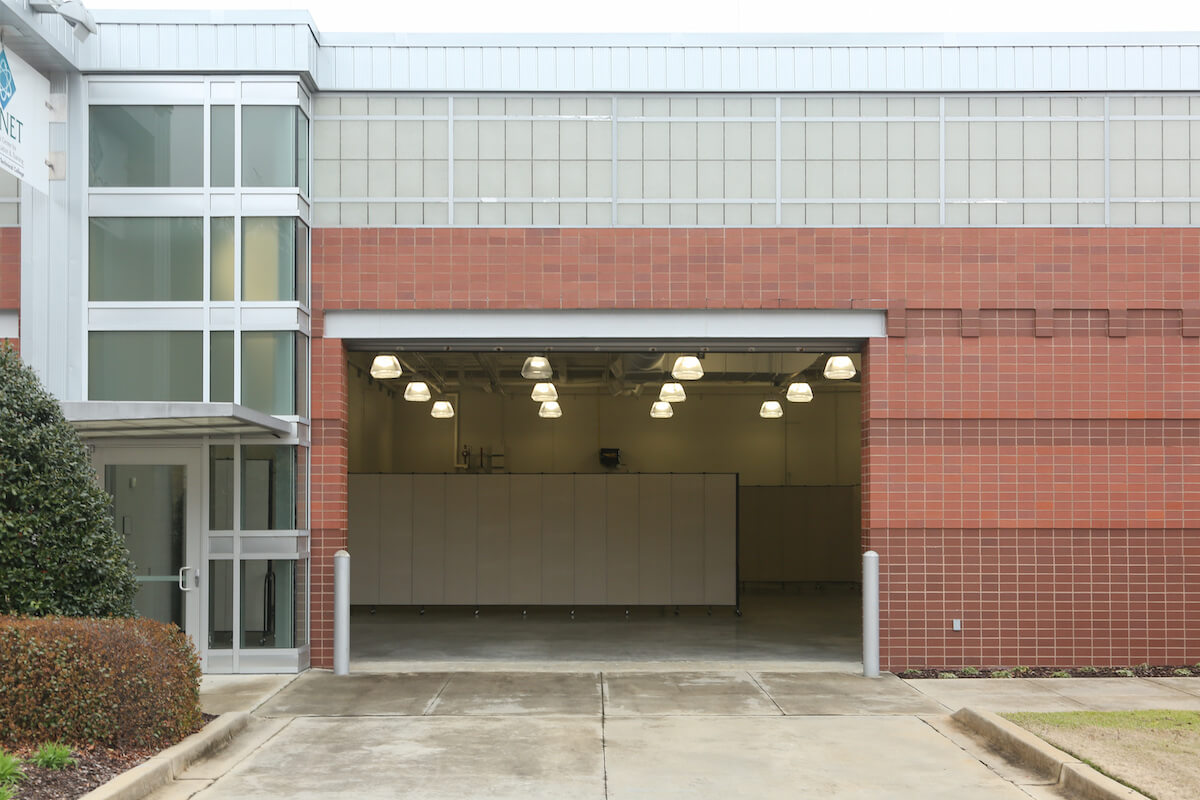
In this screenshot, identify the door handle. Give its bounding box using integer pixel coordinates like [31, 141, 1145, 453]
[178, 566, 198, 591]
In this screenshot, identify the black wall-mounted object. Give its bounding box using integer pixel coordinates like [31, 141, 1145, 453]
[599, 448, 621, 469]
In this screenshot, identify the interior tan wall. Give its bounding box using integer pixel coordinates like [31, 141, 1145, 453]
[348, 373, 862, 582]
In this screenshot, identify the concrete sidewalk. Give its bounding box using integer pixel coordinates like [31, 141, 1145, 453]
[148, 672, 1200, 800]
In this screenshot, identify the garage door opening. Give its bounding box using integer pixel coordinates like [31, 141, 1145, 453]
[343, 343, 864, 670]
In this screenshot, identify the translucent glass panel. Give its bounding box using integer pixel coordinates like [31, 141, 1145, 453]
[89, 218, 203, 302]
[211, 106, 235, 187]
[90, 106, 203, 187]
[209, 444, 235, 530]
[241, 331, 305, 416]
[242, 106, 310, 193]
[208, 559, 234, 649]
[211, 218, 235, 301]
[313, 91, 1200, 226]
[242, 218, 306, 302]
[240, 559, 304, 648]
[242, 445, 296, 530]
[88, 331, 202, 401]
[210, 331, 234, 402]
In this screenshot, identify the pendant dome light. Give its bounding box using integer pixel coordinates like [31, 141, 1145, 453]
[430, 400, 455, 419]
[785, 382, 814, 402]
[403, 381, 432, 402]
[369, 354, 402, 379]
[658, 382, 687, 403]
[823, 355, 856, 380]
[538, 401, 563, 419]
[649, 401, 674, 419]
[530, 382, 558, 402]
[521, 355, 553, 379]
[759, 400, 784, 419]
[671, 355, 704, 380]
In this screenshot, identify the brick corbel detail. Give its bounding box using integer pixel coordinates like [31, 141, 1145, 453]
[886, 299, 906, 338]
[1034, 305, 1055, 338]
[1107, 305, 1127, 338]
[960, 305, 980, 338]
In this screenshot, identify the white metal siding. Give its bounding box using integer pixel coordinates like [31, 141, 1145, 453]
[76, 22, 1200, 94]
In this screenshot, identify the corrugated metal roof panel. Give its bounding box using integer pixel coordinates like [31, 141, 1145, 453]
[73, 19, 1200, 93]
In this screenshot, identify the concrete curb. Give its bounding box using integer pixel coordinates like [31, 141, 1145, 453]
[952, 708, 1148, 800]
[77, 712, 249, 800]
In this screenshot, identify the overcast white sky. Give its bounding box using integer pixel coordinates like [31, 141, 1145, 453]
[81, 0, 1200, 34]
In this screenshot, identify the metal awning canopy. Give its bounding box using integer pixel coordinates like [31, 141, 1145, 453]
[61, 402, 293, 439]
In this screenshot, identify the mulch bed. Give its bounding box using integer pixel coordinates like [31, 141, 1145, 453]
[901, 665, 1200, 679]
[7, 713, 216, 800]
[11, 747, 151, 800]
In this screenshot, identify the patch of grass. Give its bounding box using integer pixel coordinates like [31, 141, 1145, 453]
[990, 669, 1013, 678]
[0, 784, 12, 800]
[28, 742, 76, 770]
[937, 672, 958, 679]
[899, 669, 921, 678]
[1174, 668, 1194, 677]
[1003, 710, 1200, 732]
[961, 666, 980, 676]
[1050, 670, 1071, 678]
[0, 749, 24, 787]
[1013, 665, 1032, 675]
[1114, 668, 1136, 677]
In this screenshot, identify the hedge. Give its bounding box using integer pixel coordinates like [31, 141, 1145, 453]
[0, 345, 138, 617]
[0, 616, 203, 749]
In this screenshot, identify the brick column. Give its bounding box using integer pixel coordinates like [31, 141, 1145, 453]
[309, 333, 348, 669]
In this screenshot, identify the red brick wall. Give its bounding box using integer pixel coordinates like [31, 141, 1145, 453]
[0, 227, 18, 349]
[311, 227, 1200, 670]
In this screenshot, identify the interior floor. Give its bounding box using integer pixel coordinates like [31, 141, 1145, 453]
[349, 585, 862, 672]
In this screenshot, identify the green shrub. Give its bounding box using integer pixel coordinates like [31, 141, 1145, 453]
[1114, 668, 1135, 677]
[937, 672, 958, 679]
[990, 670, 1013, 678]
[0, 785, 11, 800]
[961, 666, 980, 676]
[1173, 668, 1193, 677]
[0, 616, 202, 749]
[29, 742, 75, 770]
[1013, 666, 1032, 675]
[0, 346, 137, 617]
[1078, 666, 1098, 675]
[1050, 670, 1071, 678]
[0, 749, 23, 787]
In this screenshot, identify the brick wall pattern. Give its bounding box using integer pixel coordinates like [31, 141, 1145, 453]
[310, 227, 1200, 670]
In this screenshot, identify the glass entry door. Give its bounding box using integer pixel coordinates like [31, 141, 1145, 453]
[94, 447, 203, 663]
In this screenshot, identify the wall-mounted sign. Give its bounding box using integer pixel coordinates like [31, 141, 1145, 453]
[0, 47, 49, 195]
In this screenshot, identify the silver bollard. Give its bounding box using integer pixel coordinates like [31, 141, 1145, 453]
[863, 550, 880, 678]
[334, 549, 350, 675]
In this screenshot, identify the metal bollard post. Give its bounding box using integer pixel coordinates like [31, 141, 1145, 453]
[862, 550, 880, 678]
[334, 549, 350, 675]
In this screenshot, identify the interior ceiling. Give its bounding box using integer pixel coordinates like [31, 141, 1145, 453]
[347, 351, 861, 397]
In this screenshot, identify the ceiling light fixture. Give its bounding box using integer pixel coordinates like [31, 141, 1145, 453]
[430, 401, 454, 419]
[786, 382, 814, 402]
[538, 401, 563, 419]
[369, 354, 402, 379]
[759, 400, 784, 419]
[650, 401, 674, 419]
[658, 382, 687, 403]
[530, 382, 558, 402]
[521, 355, 553, 379]
[403, 381, 432, 402]
[824, 355, 857, 380]
[671, 355, 704, 380]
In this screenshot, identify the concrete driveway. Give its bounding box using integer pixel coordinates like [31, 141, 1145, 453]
[147, 669, 1200, 799]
